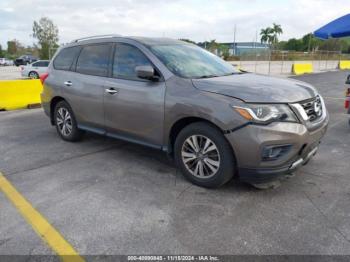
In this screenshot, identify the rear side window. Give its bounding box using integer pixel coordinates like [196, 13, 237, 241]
[113, 43, 152, 80]
[33, 61, 49, 67]
[76, 44, 111, 77]
[53, 47, 81, 71]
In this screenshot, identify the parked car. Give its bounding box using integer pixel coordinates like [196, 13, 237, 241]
[41, 35, 329, 188]
[345, 75, 350, 125]
[21, 60, 50, 79]
[0, 58, 14, 66]
[5, 59, 14, 66]
[0, 58, 6, 66]
[14, 55, 38, 66]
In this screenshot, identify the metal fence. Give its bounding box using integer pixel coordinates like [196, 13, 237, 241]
[1, 50, 350, 80]
[228, 50, 350, 75]
[0, 65, 23, 80]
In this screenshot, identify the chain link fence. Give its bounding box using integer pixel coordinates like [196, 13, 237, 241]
[229, 50, 350, 75]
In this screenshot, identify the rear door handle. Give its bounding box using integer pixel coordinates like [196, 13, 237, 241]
[64, 81, 72, 87]
[105, 88, 118, 95]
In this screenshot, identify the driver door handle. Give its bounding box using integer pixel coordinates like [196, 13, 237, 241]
[105, 88, 118, 95]
[64, 81, 72, 87]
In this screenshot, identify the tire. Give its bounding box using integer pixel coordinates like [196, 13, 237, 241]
[28, 71, 39, 79]
[174, 122, 235, 188]
[54, 101, 84, 142]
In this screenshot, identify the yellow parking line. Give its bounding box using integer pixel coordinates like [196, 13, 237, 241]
[0, 173, 85, 262]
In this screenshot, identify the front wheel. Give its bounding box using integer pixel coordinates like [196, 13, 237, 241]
[174, 122, 236, 188]
[54, 101, 84, 142]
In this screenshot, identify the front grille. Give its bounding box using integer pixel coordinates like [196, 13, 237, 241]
[300, 96, 323, 122]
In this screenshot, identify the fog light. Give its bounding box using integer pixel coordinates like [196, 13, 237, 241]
[262, 145, 292, 161]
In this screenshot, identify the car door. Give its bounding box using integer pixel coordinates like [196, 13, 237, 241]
[31, 61, 40, 71]
[37, 61, 49, 75]
[62, 43, 113, 130]
[104, 43, 166, 148]
[31, 61, 44, 75]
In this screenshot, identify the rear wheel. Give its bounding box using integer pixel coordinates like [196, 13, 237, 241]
[174, 122, 235, 188]
[54, 101, 83, 142]
[28, 71, 39, 79]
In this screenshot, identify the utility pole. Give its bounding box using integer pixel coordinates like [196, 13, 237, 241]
[233, 24, 237, 56]
[254, 29, 258, 73]
[308, 33, 312, 53]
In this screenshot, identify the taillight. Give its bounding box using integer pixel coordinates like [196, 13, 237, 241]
[40, 73, 49, 84]
[345, 98, 350, 109]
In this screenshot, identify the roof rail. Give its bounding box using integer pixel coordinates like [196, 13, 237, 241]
[71, 34, 122, 43]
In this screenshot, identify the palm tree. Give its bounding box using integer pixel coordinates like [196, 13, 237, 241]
[271, 23, 283, 46]
[260, 27, 273, 45]
[208, 39, 219, 54]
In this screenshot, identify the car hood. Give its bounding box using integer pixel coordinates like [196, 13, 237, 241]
[192, 73, 317, 103]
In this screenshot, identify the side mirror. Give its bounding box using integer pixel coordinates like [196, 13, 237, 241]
[346, 75, 350, 85]
[135, 65, 158, 81]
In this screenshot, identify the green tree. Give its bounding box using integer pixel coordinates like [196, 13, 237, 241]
[207, 39, 219, 53]
[7, 40, 19, 55]
[261, 24, 283, 50]
[218, 44, 230, 60]
[32, 17, 59, 59]
[271, 23, 283, 46]
[260, 27, 274, 45]
[283, 38, 303, 51]
[319, 38, 348, 52]
[0, 44, 3, 57]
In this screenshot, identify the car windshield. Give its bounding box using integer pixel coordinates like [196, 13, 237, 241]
[150, 44, 237, 79]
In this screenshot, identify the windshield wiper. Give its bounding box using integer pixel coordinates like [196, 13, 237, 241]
[196, 72, 238, 79]
[196, 74, 220, 79]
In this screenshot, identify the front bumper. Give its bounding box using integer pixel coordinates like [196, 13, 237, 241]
[225, 113, 329, 184]
[21, 70, 27, 77]
[238, 145, 319, 184]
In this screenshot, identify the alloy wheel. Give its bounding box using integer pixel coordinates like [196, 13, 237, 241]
[56, 107, 73, 137]
[181, 135, 221, 178]
[29, 72, 39, 79]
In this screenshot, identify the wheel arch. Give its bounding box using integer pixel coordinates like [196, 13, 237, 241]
[50, 96, 66, 125]
[28, 71, 39, 78]
[168, 117, 234, 157]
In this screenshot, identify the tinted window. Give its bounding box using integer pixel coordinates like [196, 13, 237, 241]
[113, 43, 152, 80]
[76, 44, 111, 77]
[53, 47, 81, 71]
[33, 61, 49, 67]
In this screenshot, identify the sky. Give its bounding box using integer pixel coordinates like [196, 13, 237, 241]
[0, 0, 349, 48]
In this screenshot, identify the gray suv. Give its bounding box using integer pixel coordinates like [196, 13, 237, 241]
[41, 35, 329, 188]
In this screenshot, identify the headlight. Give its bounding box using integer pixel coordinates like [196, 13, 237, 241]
[233, 104, 298, 124]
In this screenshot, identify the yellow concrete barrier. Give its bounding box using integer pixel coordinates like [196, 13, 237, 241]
[292, 63, 313, 75]
[0, 80, 43, 111]
[339, 60, 350, 70]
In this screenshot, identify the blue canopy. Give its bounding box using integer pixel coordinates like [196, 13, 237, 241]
[314, 14, 350, 39]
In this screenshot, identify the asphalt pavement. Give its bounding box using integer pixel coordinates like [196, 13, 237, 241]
[0, 71, 350, 257]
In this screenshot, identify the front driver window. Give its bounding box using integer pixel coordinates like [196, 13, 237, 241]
[113, 43, 152, 81]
